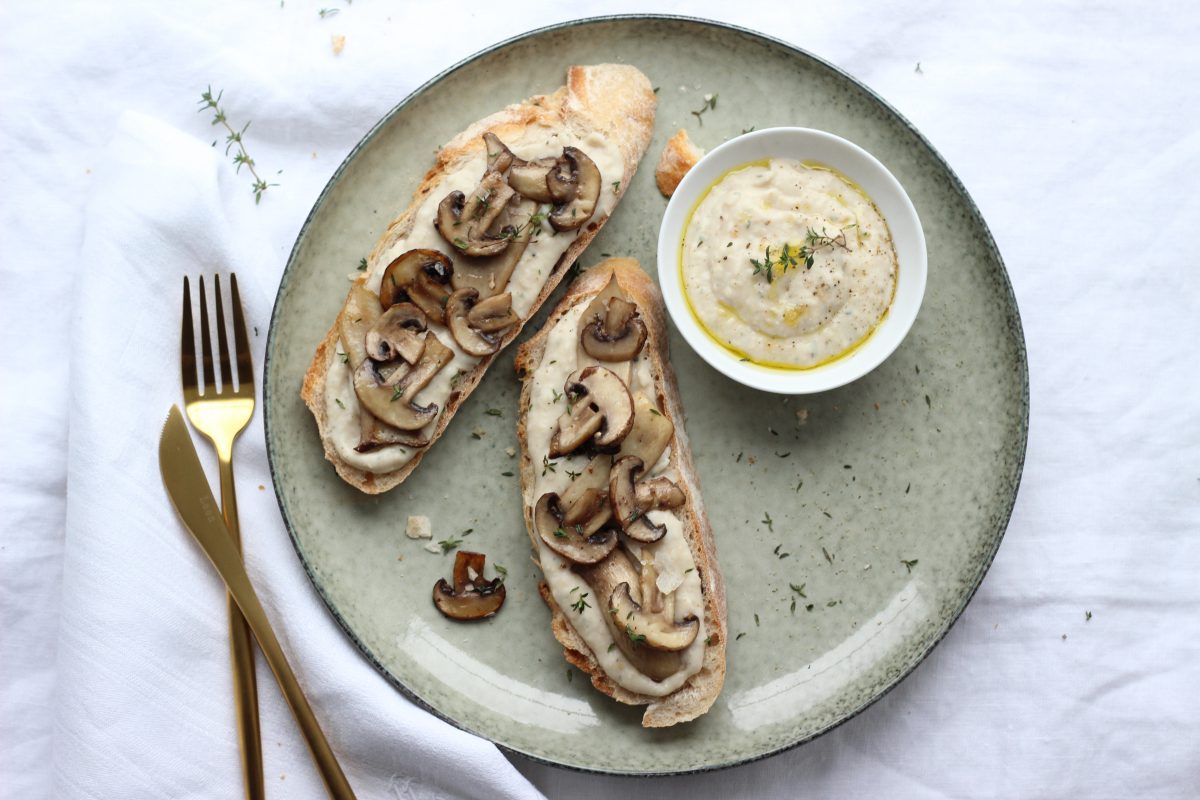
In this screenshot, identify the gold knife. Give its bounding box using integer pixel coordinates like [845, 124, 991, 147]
[159, 405, 357, 800]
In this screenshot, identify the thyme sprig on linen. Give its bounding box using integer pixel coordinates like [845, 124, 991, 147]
[750, 227, 851, 284]
[198, 86, 277, 204]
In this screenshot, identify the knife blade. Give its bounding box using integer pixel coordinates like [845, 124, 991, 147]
[158, 405, 356, 799]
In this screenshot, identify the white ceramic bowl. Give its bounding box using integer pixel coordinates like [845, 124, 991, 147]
[657, 127, 927, 394]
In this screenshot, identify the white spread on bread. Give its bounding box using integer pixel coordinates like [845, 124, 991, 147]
[523, 301, 706, 696]
[323, 128, 624, 473]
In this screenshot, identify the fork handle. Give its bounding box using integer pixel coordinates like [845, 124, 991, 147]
[202, 461, 357, 799]
[219, 458, 266, 800]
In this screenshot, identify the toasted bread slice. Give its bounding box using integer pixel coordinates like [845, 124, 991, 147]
[302, 65, 656, 494]
[655, 128, 704, 197]
[514, 258, 727, 727]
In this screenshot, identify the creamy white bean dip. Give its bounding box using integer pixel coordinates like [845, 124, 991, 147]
[680, 159, 898, 368]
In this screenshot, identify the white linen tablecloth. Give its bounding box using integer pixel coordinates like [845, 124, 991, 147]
[2, 2, 1197, 798]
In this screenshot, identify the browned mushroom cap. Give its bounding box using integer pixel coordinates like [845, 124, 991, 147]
[506, 158, 559, 202]
[450, 197, 538, 298]
[608, 582, 698, 652]
[609, 456, 667, 543]
[435, 172, 516, 257]
[547, 147, 601, 231]
[445, 288, 503, 357]
[616, 394, 675, 469]
[354, 406, 430, 452]
[574, 549, 682, 680]
[353, 333, 453, 430]
[548, 367, 635, 457]
[433, 550, 506, 621]
[635, 476, 686, 510]
[467, 293, 519, 332]
[534, 492, 618, 565]
[581, 295, 648, 362]
[379, 249, 454, 324]
[365, 303, 427, 364]
[482, 132, 514, 174]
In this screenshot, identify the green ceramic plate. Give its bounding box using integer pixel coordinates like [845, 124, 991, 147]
[265, 15, 1027, 775]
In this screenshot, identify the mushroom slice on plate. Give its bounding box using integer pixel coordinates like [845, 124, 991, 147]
[547, 147, 601, 231]
[548, 366, 634, 457]
[352, 333, 453, 430]
[379, 249, 454, 324]
[534, 492, 618, 565]
[608, 581, 698, 652]
[432, 550, 506, 621]
[609, 455, 667, 543]
[575, 549, 682, 681]
[635, 476, 686, 511]
[364, 302, 428, 365]
[435, 171, 516, 257]
[580, 294, 647, 362]
[558, 455, 612, 509]
[445, 288, 512, 357]
[616, 394, 675, 470]
[450, 197, 539, 297]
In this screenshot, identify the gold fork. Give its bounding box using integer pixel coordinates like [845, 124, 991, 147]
[181, 274, 263, 800]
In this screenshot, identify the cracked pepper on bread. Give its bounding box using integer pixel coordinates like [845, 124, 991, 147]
[515, 258, 727, 727]
[301, 65, 656, 493]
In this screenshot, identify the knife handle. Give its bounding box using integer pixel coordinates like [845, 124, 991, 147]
[193, 512, 357, 799]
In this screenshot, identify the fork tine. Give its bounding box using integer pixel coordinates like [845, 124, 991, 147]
[181, 276, 197, 393]
[198, 275, 217, 392]
[230, 274, 254, 390]
[214, 274, 233, 392]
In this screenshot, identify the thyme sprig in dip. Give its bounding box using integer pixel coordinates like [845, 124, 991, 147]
[679, 159, 898, 369]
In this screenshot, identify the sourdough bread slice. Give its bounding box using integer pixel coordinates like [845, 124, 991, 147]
[302, 65, 656, 494]
[514, 258, 727, 727]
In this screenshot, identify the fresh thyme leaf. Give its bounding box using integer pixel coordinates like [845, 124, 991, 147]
[653, 87, 660, 93]
[565, 469, 582, 480]
[452, 237, 468, 251]
[649, 408, 662, 416]
[494, 564, 507, 583]
[318, 7, 339, 18]
[356, 257, 368, 272]
[438, 537, 462, 553]
[790, 583, 807, 597]
[485, 408, 503, 417]
[626, 626, 646, 646]
[690, 93, 718, 126]
[823, 547, 835, 565]
[541, 455, 557, 476]
[741, 125, 756, 134]
[901, 558, 919, 573]
[1085, 610, 1092, 622]
[339, 351, 349, 364]
[762, 512, 774, 532]
[553, 527, 568, 539]
[776, 451, 791, 458]
[571, 592, 591, 614]
[736, 451, 744, 463]
[391, 384, 403, 402]
[925, 394, 932, 409]
[806, 603, 814, 612]
[735, 631, 746, 640]
[501, 471, 514, 477]
[795, 479, 804, 492]
[333, 398, 345, 409]
[905, 482, 911, 494]
[791, 597, 797, 613]
[198, 86, 277, 203]
[608, 642, 617, 652]
[550, 388, 563, 404]
[611, 180, 621, 193]
[754, 613, 760, 627]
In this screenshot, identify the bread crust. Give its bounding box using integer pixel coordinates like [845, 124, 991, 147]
[654, 128, 704, 198]
[301, 65, 656, 494]
[514, 258, 727, 727]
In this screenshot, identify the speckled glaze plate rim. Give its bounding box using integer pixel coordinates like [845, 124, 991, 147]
[263, 13, 1029, 777]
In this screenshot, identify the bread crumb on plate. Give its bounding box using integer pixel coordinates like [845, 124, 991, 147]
[655, 129, 705, 197]
[405, 515, 432, 540]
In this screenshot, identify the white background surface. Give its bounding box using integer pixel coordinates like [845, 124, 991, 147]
[2, 2, 1198, 798]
